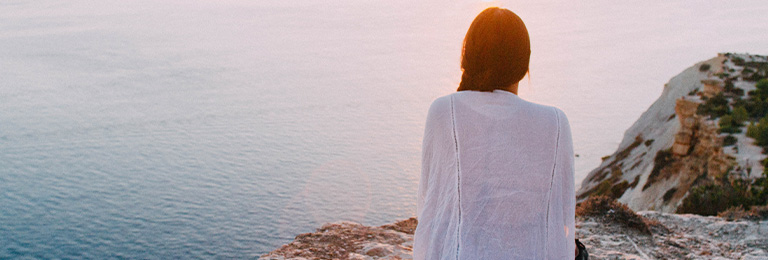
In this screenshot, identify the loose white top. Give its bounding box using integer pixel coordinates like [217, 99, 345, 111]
[414, 90, 575, 260]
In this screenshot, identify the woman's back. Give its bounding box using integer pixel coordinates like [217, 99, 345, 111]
[414, 90, 575, 259]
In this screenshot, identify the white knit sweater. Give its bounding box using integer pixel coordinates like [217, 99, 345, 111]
[414, 90, 575, 260]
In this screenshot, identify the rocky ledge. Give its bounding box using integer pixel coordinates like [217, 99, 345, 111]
[259, 218, 417, 260]
[261, 197, 768, 260]
[579, 212, 767, 259]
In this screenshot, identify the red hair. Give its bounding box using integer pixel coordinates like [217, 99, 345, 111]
[458, 7, 530, 92]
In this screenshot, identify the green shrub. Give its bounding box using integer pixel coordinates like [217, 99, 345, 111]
[719, 114, 733, 127]
[718, 115, 741, 133]
[678, 184, 733, 216]
[743, 96, 768, 118]
[746, 117, 768, 146]
[611, 181, 630, 199]
[745, 63, 768, 82]
[587, 180, 613, 199]
[723, 135, 737, 146]
[745, 61, 767, 68]
[697, 93, 730, 118]
[752, 79, 768, 101]
[724, 80, 735, 91]
[699, 64, 711, 72]
[732, 106, 748, 125]
[720, 126, 741, 134]
[678, 177, 768, 216]
[746, 72, 767, 82]
[581, 167, 629, 200]
[747, 122, 759, 138]
[733, 57, 746, 66]
[757, 122, 768, 146]
[758, 79, 768, 94]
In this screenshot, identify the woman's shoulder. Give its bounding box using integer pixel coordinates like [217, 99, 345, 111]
[428, 91, 570, 124]
[426, 94, 453, 117]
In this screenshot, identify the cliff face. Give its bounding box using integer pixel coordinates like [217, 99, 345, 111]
[577, 53, 768, 212]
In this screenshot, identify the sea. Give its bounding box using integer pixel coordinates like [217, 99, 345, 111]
[2, 0, 767, 258]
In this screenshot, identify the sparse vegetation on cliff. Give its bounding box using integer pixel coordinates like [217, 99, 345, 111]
[644, 139, 654, 146]
[718, 115, 741, 133]
[579, 166, 630, 200]
[677, 170, 768, 216]
[674, 57, 768, 217]
[718, 204, 768, 221]
[576, 196, 655, 234]
[744, 63, 768, 82]
[700, 78, 768, 123]
[642, 149, 675, 191]
[580, 136, 646, 200]
[577, 54, 768, 216]
[697, 93, 730, 119]
[746, 119, 768, 147]
[723, 79, 745, 96]
[751, 79, 768, 100]
[731, 106, 748, 124]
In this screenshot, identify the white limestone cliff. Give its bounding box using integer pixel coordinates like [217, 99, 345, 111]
[577, 53, 768, 212]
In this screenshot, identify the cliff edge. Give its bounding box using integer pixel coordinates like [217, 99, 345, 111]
[577, 53, 768, 214]
[261, 198, 768, 260]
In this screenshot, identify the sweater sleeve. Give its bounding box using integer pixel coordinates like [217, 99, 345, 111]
[417, 104, 434, 217]
[546, 108, 576, 259]
[417, 96, 450, 219]
[414, 96, 455, 260]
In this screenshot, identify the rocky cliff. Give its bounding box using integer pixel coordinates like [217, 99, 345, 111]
[260, 199, 768, 260]
[577, 53, 768, 213]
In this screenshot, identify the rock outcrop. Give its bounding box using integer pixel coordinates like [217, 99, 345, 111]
[260, 218, 417, 260]
[671, 98, 700, 156]
[579, 211, 768, 259]
[578, 53, 768, 213]
[701, 79, 724, 98]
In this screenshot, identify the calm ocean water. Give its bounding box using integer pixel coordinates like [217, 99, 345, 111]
[2, 0, 767, 258]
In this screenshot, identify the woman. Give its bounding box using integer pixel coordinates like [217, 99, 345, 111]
[414, 7, 577, 259]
